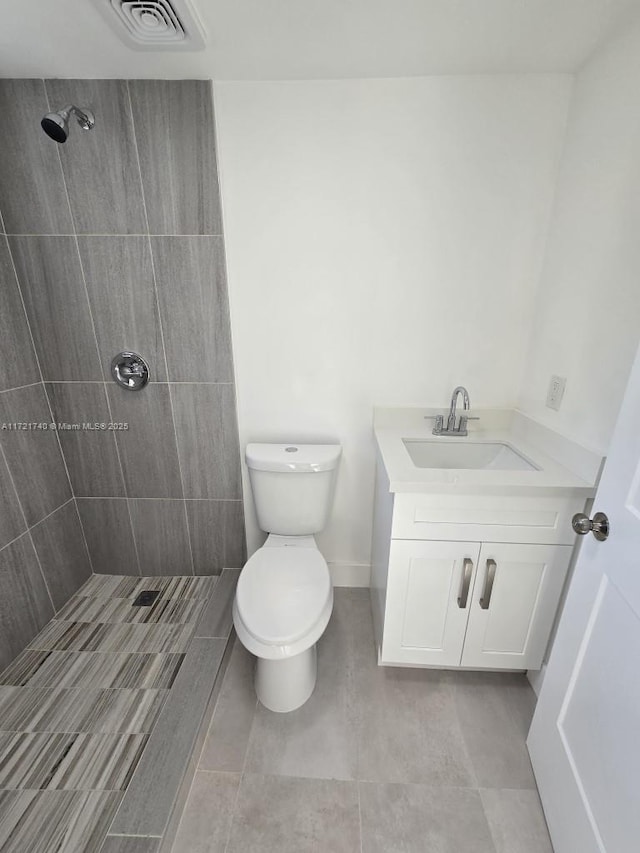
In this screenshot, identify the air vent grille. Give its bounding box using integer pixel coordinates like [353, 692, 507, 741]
[113, 0, 186, 44]
[91, 0, 206, 51]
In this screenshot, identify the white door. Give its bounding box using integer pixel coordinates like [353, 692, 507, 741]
[461, 542, 572, 670]
[381, 540, 480, 666]
[528, 343, 640, 853]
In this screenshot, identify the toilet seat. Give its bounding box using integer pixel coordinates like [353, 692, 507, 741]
[236, 546, 332, 647]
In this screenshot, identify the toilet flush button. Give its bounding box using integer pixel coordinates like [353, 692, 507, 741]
[285, 446, 298, 452]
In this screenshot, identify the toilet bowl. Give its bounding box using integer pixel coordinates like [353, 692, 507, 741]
[232, 442, 341, 713]
[233, 535, 333, 712]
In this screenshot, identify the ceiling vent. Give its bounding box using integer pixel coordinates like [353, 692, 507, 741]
[91, 0, 206, 51]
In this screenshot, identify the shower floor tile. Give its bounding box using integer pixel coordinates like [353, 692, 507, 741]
[27, 620, 194, 654]
[0, 731, 147, 790]
[56, 595, 206, 625]
[0, 789, 122, 853]
[0, 649, 185, 690]
[0, 686, 168, 734]
[0, 571, 234, 853]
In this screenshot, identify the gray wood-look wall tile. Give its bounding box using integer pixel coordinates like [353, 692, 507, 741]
[30, 500, 92, 611]
[46, 383, 125, 497]
[108, 385, 182, 498]
[77, 499, 139, 576]
[186, 500, 245, 574]
[0, 384, 71, 526]
[151, 238, 233, 382]
[0, 532, 54, 672]
[0, 240, 41, 392]
[77, 237, 167, 381]
[129, 500, 192, 577]
[128, 80, 222, 236]
[172, 385, 241, 499]
[0, 80, 73, 235]
[9, 237, 102, 381]
[111, 637, 226, 836]
[0, 450, 26, 551]
[45, 80, 146, 235]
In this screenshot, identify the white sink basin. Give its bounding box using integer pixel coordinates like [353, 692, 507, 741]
[402, 439, 538, 471]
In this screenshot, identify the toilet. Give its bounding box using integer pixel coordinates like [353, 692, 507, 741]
[232, 442, 342, 713]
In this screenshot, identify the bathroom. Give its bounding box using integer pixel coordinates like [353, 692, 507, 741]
[0, 1, 638, 851]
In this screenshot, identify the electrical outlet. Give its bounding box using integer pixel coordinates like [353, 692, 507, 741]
[546, 375, 566, 411]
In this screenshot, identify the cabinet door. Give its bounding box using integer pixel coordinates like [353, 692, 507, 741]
[461, 542, 572, 670]
[381, 540, 481, 666]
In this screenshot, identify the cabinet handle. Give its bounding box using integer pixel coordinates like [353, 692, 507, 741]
[457, 558, 474, 608]
[480, 559, 497, 610]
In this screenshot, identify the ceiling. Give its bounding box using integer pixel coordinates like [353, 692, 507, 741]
[1, 0, 639, 80]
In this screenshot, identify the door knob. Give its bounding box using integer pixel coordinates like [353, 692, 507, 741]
[572, 511, 610, 541]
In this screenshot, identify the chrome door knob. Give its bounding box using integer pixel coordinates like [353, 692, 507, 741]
[572, 511, 610, 541]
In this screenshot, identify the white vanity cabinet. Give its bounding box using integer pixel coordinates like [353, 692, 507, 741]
[371, 462, 583, 671]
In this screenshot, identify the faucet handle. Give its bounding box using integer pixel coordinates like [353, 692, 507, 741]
[424, 414, 444, 435]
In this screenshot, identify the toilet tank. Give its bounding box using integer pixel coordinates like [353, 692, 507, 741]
[246, 443, 342, 535]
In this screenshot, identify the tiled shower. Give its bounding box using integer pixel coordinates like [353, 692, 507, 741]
[0, 79, 245, 672]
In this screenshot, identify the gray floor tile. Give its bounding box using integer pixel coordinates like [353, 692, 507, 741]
[356, 658, 475, 787]
[46, 383, 126, 497]
[28, 620, 194, 654]
[195, 569, 238, 638]
[30, 500, 92, 611]
[129, 80, 222, 236]
[453, 672, 537, 788]
[0, 239, 40, 393]
[170, 771, 240, 853]
[0, 80, 73, 235]
[198, 639, 256, 773]
[243, 589, 359, 781]
[0, 384, 72, 525]
[77, 499, 139, 576]
[46, 79, 146, 235]
[0, 649, 185, 690]
[187, 499, 246, 573]
[480, 788, 553, 853]
[78, 236, 167, 381]
[9, 236, 102, 382]
[129, 500, 193, 576]
[226, 773, 360, 853]
[172, 384, 242, 498]
[111, 637, 226, 836]
[0, 790, 122, 853]
[359, 781, 496, 853]
[151, 237, 233, 382]
[0, 533, 54, 673]
[0, 686, 167, 734]
[101, 836, 160, 853]
[0, 731, 147, 790]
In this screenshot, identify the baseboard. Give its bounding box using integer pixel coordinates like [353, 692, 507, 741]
[329, 562, 371, 588]
[527, 663, 547, 697]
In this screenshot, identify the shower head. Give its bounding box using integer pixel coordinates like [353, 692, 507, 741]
[41, 105, 95, 143]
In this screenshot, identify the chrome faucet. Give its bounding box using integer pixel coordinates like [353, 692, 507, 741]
[429, 386, 477, 436]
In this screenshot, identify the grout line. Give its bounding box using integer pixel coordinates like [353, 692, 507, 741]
[25, 497, 75, 532]
[0, 381, 43, 396]
[126, 80, 195, 578]
[357, 780, 364, 853]
[4, 233, 224, 238]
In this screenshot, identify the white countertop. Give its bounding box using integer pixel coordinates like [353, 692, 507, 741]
[374, 408, 603, 497]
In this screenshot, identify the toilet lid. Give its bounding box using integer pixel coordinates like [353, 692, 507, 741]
[236, 547, 331, 646]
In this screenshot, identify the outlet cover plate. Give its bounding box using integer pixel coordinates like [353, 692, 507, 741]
[546, 375, 566, 411]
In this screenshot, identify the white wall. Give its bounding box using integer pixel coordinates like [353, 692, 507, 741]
[519, 21, 640, 454]
[215, 76, 572, 576]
